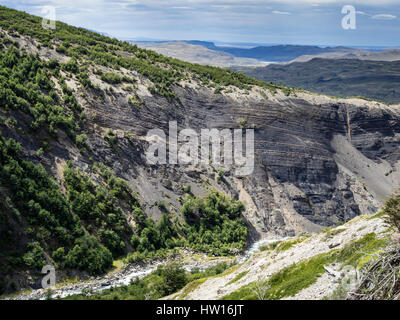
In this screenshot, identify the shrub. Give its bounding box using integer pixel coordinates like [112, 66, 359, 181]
[64, 235, 113, 275]
[104, 129, 117, 148]
[23, 242, 46, 268]
[181, 190, 247, 255]
[101, 72, 122, 84]
[383, 193, 400, 232]
[75, 133, 89, 150]
[52, 247, 65, 261]
[158, 263, 187, 296]
[61, 58, 79, 73]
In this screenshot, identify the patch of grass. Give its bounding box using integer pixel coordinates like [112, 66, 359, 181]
[128, 94, 143, 108]
[335, 233, 389, 268]
[112, 260, 125, 270]
[227, 270, 249, 285]
[259, 241, 282, 252]
[322, 227, 346, 241]
[177, 278, 208, 300]
[364, 211, 386, 221]
[173, 262, 237, 300]
[55, 276, 80, 289]
[223, 251, 333, 300]
[275, 237, 307, 253]
[239, 119, 247, 128]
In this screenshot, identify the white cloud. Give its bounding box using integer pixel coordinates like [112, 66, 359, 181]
[13, 0, 400, 6]
[265, 0, 400, 4]
[211, 5, 232, 9]
[272, 10, 291, 15]
[371, 14, 397, 20]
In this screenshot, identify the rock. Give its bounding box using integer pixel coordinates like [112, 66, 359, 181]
[392, 233, 400, 243]
[324, 266, 340, 278]
[328, 243, 340, 249]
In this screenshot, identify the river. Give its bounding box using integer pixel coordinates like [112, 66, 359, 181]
[9, 237, 290, 300]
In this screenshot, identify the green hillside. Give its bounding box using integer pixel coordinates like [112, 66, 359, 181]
[0, 5, 260, 293]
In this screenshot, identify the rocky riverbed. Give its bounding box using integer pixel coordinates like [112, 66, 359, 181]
[6, 240, 284, 300]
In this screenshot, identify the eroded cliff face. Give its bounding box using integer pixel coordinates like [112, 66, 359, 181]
[41, 81, 400, 238]
[127, 86, 400, 237]
[3, 29, 400, 243]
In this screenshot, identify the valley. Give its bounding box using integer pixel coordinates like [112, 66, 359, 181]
[0, 5, 400, 301]
[235, 58, 400, 103]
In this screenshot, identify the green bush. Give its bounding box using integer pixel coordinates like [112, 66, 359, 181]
[64, 236, 113, 275]
[101, 72, 123, 84]
[158, 263, 187, 296]
[23, 242, 46, 268]
[75, 134, 89, 150]
[181, 190, 247, 255]
[52, 247, 65, 261]
[383, 193, 400, 232]
[104, 129, 117, 148]
[61, 58, 79, 73]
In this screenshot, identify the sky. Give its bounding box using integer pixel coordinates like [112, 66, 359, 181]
[2, 0, 400, 46]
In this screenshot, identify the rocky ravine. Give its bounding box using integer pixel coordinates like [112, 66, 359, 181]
[4, 28, 400, 240]
[2, 19, 400, 295]
[74, 76, 400, 237]
[6, 250, 234, 300]
[6, 214, 392, 300]
[74, 82, 399, 237]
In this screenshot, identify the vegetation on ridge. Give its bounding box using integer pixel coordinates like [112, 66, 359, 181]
[0, 5, 292, 100]
[0, 5, 255, 295]
[0, 132, 247, 285]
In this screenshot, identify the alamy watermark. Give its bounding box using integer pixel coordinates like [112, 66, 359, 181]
[41, 264, 56, 289]
[339, 265, 360, 291]
[145, 121, 255, 176]
[41, 6, 56, 31]
[342, 5, 356, 30]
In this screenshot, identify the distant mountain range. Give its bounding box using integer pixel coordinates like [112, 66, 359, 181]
[234, 58, 400, 103]
[131, 40, 400, 103]
[203, 43, 361, 62]
[290, 49, 400, 63]
[134, 41, 269, 67]
[132, 40, 364, 63]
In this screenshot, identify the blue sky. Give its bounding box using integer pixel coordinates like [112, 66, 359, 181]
[2, 0, 400, 46]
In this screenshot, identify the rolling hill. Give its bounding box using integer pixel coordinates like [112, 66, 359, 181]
[134, 41, 268, 67]
[235, 58, 400, 103]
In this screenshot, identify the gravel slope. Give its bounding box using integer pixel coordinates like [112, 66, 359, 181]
[169, 214, 391, 300]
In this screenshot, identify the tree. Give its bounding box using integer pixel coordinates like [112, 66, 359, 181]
[23, 242, 46, 268]
[160, 263, 187, 296]
[64, 235, 113, 275]
[383, 192, 400, 232]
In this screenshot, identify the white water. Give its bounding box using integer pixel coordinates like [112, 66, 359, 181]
[53, 267, 158, 300]
[238, 237, 292, 263]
